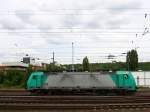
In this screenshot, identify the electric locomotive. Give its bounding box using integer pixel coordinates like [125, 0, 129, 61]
[27, 71, 137, 95]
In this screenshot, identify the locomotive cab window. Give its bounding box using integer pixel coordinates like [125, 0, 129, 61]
[32, 75, 36, 79]
[124, 74, 128, 79]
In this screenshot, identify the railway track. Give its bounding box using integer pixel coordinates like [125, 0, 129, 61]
[0, 103, 150, 110]
[0, 89, 150, 110]
[0, 96, 150, 104]
[0, 89, 30, 96]
[0, 95, 150, 110]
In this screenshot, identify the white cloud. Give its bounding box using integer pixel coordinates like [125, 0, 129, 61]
[0, 0, 149, 64]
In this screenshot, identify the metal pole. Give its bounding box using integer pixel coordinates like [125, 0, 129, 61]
[72, 42, 74, 72]
[137, 76, 139, 86]
[144, 72, 146, 86]
[127, 54, 130, 72]
[128, 57, 130, 71]
[53, 52, 55, 65]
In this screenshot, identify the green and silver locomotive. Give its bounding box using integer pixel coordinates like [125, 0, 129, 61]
[27, 71, 137, 95]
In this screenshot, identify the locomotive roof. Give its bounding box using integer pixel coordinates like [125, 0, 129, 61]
[44, 71, 113, 75]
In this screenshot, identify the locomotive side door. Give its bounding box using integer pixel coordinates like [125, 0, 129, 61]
[32, 75, 42, 89]
[31, 75, 37, 89]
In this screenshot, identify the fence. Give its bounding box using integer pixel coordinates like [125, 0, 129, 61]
[132, 72, 150, 87]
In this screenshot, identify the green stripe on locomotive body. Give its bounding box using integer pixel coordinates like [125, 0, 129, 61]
[111, 71, 137, 91]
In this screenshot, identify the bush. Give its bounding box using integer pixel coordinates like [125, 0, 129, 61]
[0, 70, 26, 88]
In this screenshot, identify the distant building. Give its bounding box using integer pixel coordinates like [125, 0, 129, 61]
[42, 63, 49, 70]
[0, 62, 29, 71]
[23, 57, 35, 64]
[0, 55, 49, 72]
[23, 57, 30, 64]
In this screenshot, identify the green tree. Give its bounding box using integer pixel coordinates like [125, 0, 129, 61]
[82, 56, 90, 71]
[47, 63, 64, 72]
[126, 49, 138, 71]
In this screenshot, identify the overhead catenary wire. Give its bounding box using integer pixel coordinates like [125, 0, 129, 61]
[0, 46, 149, 49]
[0, 10, 149, 15]
[0, 31, 148, 34]
[0, 28, 149, 29]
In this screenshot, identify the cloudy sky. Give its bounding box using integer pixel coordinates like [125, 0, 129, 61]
[0, 0, 149, 64]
